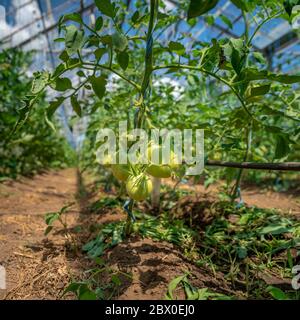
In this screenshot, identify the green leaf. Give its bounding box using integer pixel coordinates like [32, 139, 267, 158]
[220, 14, 233, 29]
[78, 287, 97, 300]
[275, 135, 291, 159]
[266, 286, 288, 300]
[272, 74, 300, 84]
[44, 113, 56, 132]
[131, 10, 139, 24]
[45, 212, 60, 225]
[252, 52, 267, 64]
[54, 38, 65, 43]
[90, 75, 107, 99]
[71, 95, 82, 117]
[63, 282, 83, 296]
[236, 246, 248, 259]
[231, 47, 242, 74]
[168, 41, 185, 55]
[65, 25, 84, 55]
[62, 12, 83, 24]
[166, 274, 187, 300]
[52, 63, 66, 78]
[67, 58, 80, 69]
[100, 35, 113, 46]
[112, 32, 128, 51]
[230, 0, 248, 11]
[201, 41, 221, 72]
[47, 97, 65, 118]
[111, 275, 122, 286]
[31, 71, 50, 94]
[284, 0, 300, 17]
[187, 0, 219, 19]
[95, 0, 115, 18]
[117, 51, 129, 71]
[243, 68, 300, 84]
[59, 50, 69, 62]
[258, 223, 292, 235]
[50, 77, 72, 92]
[94, 48, 106, 61]
[95, 16, 103, 31]
[249, 84, 271, 98]
[205, 15, 215, 25]
[44, 225, 53, 236]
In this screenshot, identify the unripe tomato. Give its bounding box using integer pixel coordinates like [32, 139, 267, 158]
[146, 164, 172, 178]
[146, 143, 179, 177]
[111, 164, 131, 181]
[126, 174, 153, 201]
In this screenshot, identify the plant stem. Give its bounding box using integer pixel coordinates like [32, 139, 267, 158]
[231, 122, 252, 201]
[247, 11, 283, 46]
[124, 199, 134, 237]
[82, 62, 141, 90]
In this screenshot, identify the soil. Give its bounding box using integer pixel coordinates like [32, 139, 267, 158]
[164, 179, 300, 218]
[0, 169, 299, 300]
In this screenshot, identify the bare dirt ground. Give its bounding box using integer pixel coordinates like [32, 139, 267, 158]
[0, 169, 299, 300]
[165, 179, 300, 218]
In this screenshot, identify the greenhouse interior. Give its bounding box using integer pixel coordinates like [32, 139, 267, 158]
[0, 0, 300, 303]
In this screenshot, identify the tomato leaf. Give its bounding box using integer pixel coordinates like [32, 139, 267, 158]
[31, 71, 50, 94]
[62, 12, 83, 24]
[95, 0, 116, 18]
[267, 286, 288, 300]
[50, 77, 72, 92]
[94, 48, 106, 61]
[243, 68, 300, 84]
[46, 97, 65, 118]
[168, 41, 186, 56]
[117, 51, 129, 71]
[275, 135, 290, 159]
[283, 0, 300, 17]
[90, 75, 107, 99]
[230, 0, 249, 11]
[249, 84, 271, 98]
[71, 95, 82, 117]
[220, 14, 233, 29]
[95, 16, 103, 31]
[65, 25, 84, 55]
[187, 0, 219, 19]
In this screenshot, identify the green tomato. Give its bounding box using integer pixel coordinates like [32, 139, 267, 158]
[111, 164, 131, 181]
[146, 164, 172, 178]
[146, 143, 179, 177]
[126, 174, 153, 201]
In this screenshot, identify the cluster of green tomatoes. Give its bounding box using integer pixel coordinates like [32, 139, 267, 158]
[100, 143, 180, 201]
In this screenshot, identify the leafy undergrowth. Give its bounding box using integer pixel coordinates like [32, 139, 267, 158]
[65, 189, 300, 300]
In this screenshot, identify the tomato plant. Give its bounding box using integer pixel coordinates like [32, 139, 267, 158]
[0, 49, 75, 178]
[15, 0, 300, 231]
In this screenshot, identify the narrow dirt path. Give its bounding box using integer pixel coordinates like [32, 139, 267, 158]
[0, 168, 81, 299]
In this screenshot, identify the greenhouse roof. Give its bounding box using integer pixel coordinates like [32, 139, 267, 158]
[0, 0, 299, 74]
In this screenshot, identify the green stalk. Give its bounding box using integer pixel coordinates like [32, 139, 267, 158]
[125, 0, 159, 235]
[125, 199, 134, 237]
[231, 123, 252, 201]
